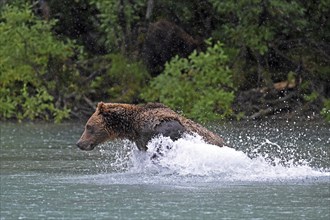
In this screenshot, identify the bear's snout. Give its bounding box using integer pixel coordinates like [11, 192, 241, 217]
[76, 140, 85, 150]
[76, 140, 95, 151]
[76, 140, 83, 149]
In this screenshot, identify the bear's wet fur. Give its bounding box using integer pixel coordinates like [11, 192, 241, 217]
[76, 102, 226, 151]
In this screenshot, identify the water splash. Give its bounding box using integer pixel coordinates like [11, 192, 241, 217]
[103, 134, 329, 182]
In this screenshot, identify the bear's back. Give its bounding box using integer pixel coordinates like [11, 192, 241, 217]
[136, 104, 225, 147]
[137, 104, 181, 129]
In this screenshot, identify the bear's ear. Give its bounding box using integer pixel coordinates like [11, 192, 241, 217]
[97, 102, 114, 117]
[97, 102, 106, 115]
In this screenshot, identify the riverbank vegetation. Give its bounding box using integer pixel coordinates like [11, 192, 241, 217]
[1, 0, 329, 122]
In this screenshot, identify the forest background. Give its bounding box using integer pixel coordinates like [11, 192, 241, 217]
[1, 0, 329, 123]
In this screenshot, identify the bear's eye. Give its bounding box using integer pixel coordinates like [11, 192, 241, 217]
[86, 125, 94, 134]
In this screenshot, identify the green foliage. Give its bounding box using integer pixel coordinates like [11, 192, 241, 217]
[90, 0, 145, 52]
[90, 0, 215, 52]
[142, 40, 235, 122]
[0, 4, 75, 122]
[304, 91, 319, 102]
[321, 99, 330, 122]
[91, 54, 150, 103]
[1, 0, 329, 122]
[19, 84, 70, 122]
[210, 0, 330, 89]
[211, 0, 306, 55]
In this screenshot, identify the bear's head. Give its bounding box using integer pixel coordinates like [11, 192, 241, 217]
[76, 102, 122, 151]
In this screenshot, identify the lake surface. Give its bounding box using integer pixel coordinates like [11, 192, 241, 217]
[1, 120, 329, 219]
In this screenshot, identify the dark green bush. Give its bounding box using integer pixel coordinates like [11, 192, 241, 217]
[141, 40, 236, 122]
[0, 4, 76, 122]
[321, 99, 330, 122]
[91, 53, 150, 103]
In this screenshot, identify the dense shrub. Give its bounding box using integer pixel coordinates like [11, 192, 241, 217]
[210, 0, 330, 89]
[91, 53, 150, 103]
[141, 40, 236, 122]
[90, 0, 145, 53]
[321, 99, 330, 122]
[1, 1, 329, 122]
[0, 4, 76, 122]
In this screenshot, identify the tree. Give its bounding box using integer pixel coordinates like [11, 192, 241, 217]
[210, 0, 330, 90]
[142, 41, 236, 122]
[0, 4, 76, 121]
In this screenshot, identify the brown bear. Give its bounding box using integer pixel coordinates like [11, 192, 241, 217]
[141, 20, 200, 76]
[76, 102, 226, 151]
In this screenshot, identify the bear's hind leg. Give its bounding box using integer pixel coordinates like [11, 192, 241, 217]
[150, 120, 186, 158]
[154, 120, 186, 141]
